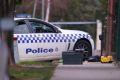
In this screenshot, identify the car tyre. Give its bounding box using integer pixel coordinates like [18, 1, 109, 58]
[74, 40, 92, 60]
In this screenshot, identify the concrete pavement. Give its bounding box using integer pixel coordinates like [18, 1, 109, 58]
[51, 62, 120, 80]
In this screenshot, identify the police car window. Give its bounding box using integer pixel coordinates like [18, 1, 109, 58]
[29, 21, 55, 33]
[14, 21, 29, 34]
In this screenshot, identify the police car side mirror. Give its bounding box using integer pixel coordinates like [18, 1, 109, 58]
[56, 30, 61, 33]
[35, 27, 43, 33]
[55, 28, 61, 33]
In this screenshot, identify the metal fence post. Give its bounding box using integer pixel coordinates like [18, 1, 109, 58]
[116, 0, 120, 61]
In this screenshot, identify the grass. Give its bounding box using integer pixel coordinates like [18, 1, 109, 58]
[20, 61, 55, 66]
[9, 61, 57, 80]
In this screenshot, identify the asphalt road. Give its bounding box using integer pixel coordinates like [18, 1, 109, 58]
[51, 62, 120, 80]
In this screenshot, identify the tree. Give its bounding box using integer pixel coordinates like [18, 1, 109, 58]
[49, 0, 108, 22]
[45, 0, 51, 22]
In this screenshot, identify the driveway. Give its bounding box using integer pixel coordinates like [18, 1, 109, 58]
[51, 62, 120, 80]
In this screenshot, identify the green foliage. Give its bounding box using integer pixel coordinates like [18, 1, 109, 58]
[15, 0, 22, 5]
[20, 61, 56, 66]
[50, 0, 108, 21]
[9, 61, 57, 80]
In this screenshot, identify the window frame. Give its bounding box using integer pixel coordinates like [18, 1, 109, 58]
[27, 19, 61, 33]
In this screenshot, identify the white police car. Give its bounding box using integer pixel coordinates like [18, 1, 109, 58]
[13, 18, 94, 62]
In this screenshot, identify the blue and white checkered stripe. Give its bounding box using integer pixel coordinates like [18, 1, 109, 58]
[17, 34, 88, 43]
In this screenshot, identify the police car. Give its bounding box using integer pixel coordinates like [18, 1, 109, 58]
[13, 18, 94, 62]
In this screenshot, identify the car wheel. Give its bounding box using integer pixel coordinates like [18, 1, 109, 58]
[74, 40, 92, 60]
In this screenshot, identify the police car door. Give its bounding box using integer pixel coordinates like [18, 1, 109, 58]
[14, 20, 39, 61]
[28, 19, 68, 59]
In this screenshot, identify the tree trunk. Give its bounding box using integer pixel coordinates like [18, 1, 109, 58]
[33, 0, 38, 18]
[45, 0, 50, 22]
